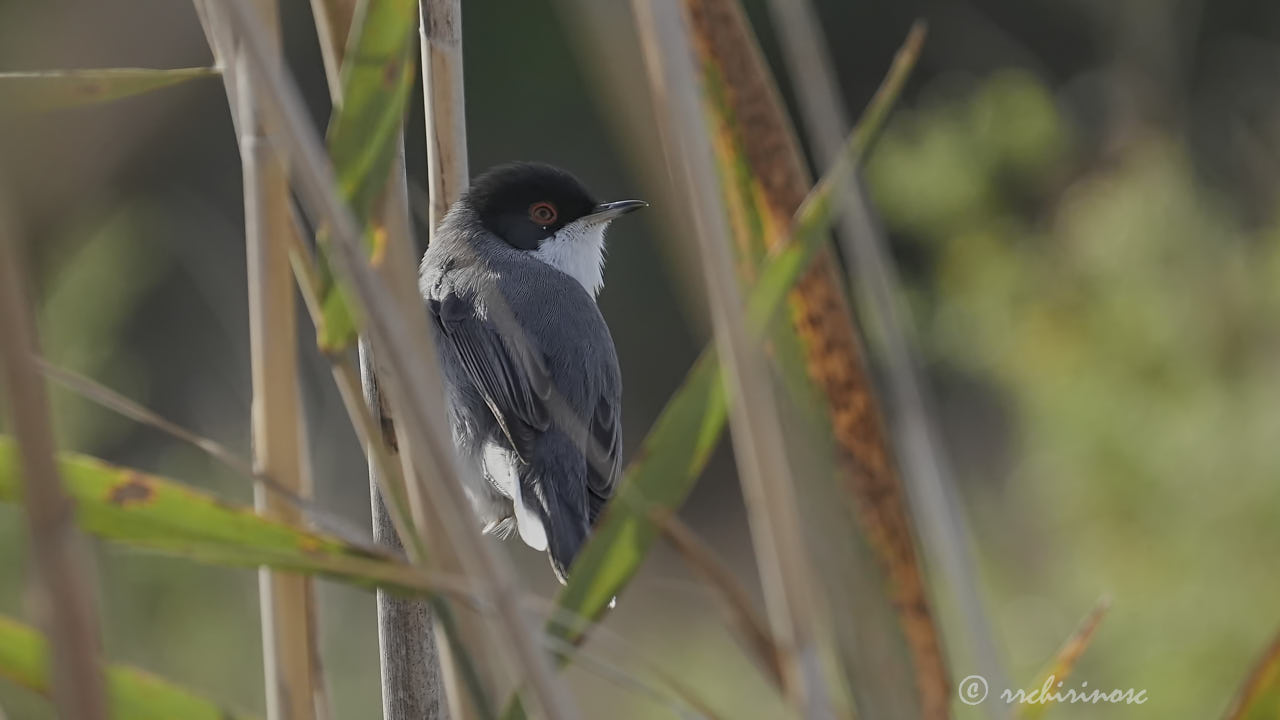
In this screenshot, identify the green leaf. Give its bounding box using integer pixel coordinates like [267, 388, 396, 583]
[313, 0, 418, 352]
[0, 613, 258, 720]
[0, 68, 219, 112]
[1223, 631, 1280, 720]
[1013, 598, 1110, 719]
[328, 0, 417, 220]
[0, 436, 446, 597]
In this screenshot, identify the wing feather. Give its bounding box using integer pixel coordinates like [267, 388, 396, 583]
[430, 293, 550, 461]
[586, 395, 621, 524]
[429, 285, 621, 549]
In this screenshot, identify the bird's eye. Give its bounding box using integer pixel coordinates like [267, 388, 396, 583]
[529, 201, 558, 226]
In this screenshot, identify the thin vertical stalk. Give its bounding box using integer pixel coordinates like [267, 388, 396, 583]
[0, 197, 107, 720]
[763, 7, 1002, 715]
[404, 3, 495, 716]
[220, 2, 579, 717]
[679, 1, 950, 716]
[360, 342, 453, 720]
[360, 185, 494, 718]
[420, 0, 469, 231]
[204, 0, 485, 711]
[193, 0, 238, 131]
[308, 0, 359, 101]
[632, 2, 834, 717]
[304, 0, 463, 712]
[237, 1, 324, 718]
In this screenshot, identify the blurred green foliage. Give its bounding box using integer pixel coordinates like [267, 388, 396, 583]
[2, 0, 1279, 717]
[869, 69, 1280, 717]
[0, 614, 259, 720]
[39, 204, 171, 451]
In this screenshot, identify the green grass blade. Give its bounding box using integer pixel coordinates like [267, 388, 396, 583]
[327, 0, 417, 218]
[1222, 631, 1280, 720]
[1014, 598, 1109, 719]
[0, 614, 259, 720]
[0, 68, 219, 111]
[0, 436, 460, 596]
[313, 0, 418, 352]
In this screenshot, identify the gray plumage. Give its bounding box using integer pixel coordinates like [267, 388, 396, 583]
[419, 163, 638, 581]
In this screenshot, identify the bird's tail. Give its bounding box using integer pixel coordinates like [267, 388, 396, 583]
[546, 491, 587, 584]
[521, 467, 588, 585]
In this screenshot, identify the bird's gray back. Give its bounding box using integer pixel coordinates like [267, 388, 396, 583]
[421, 234, 621, 424]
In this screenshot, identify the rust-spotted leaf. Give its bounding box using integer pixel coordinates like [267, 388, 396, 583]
[106, 472, 155, 507]
[0, 435, 451, 597]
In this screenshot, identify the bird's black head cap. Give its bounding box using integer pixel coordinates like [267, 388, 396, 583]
[462, 163, 598, 251]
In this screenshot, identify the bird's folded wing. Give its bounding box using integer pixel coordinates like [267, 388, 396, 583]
[430, 289, 621, 525]
[586, 395, 621, 524]
[429, 292, 552, 460]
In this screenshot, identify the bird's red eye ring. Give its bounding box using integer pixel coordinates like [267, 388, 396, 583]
[529, 201, 558, 226]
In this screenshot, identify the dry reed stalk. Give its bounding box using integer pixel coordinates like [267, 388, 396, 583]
[301, 0, 467, 712]
[764, 9, 1001, 714]
[0, 198, 107, 720]
[308, 0, 359, 101]
[681, 1, 950, 716]
[199, 0, 470, 713]
[359, 121, 482, 720]
[419, 0, 469, 231]
[387, 3, 520, 716]
[395, 6, 495, 713]
[218, 2, 580, 716]
[361, 348, 461, 720]
[632, 2, 835, 716]
[197, 0, 421, 564]
[236, 1, 326, 717]
[289, 241, 423, 558]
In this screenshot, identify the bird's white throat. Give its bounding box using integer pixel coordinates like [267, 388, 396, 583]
[531, 218, 609, 298]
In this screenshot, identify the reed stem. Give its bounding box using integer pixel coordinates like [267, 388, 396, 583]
[237, 1, 325, 716]
[632, 2, 835, 716]
[218, 1, 580, 715]
[0, 195, 108, 720]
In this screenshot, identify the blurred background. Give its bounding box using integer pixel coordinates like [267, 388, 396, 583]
[1, 0, 1278, 718]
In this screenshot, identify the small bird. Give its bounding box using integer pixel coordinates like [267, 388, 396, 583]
[419, 162, 646, 581]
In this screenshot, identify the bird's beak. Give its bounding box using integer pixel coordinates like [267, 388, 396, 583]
[587, 199, 648, 223]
